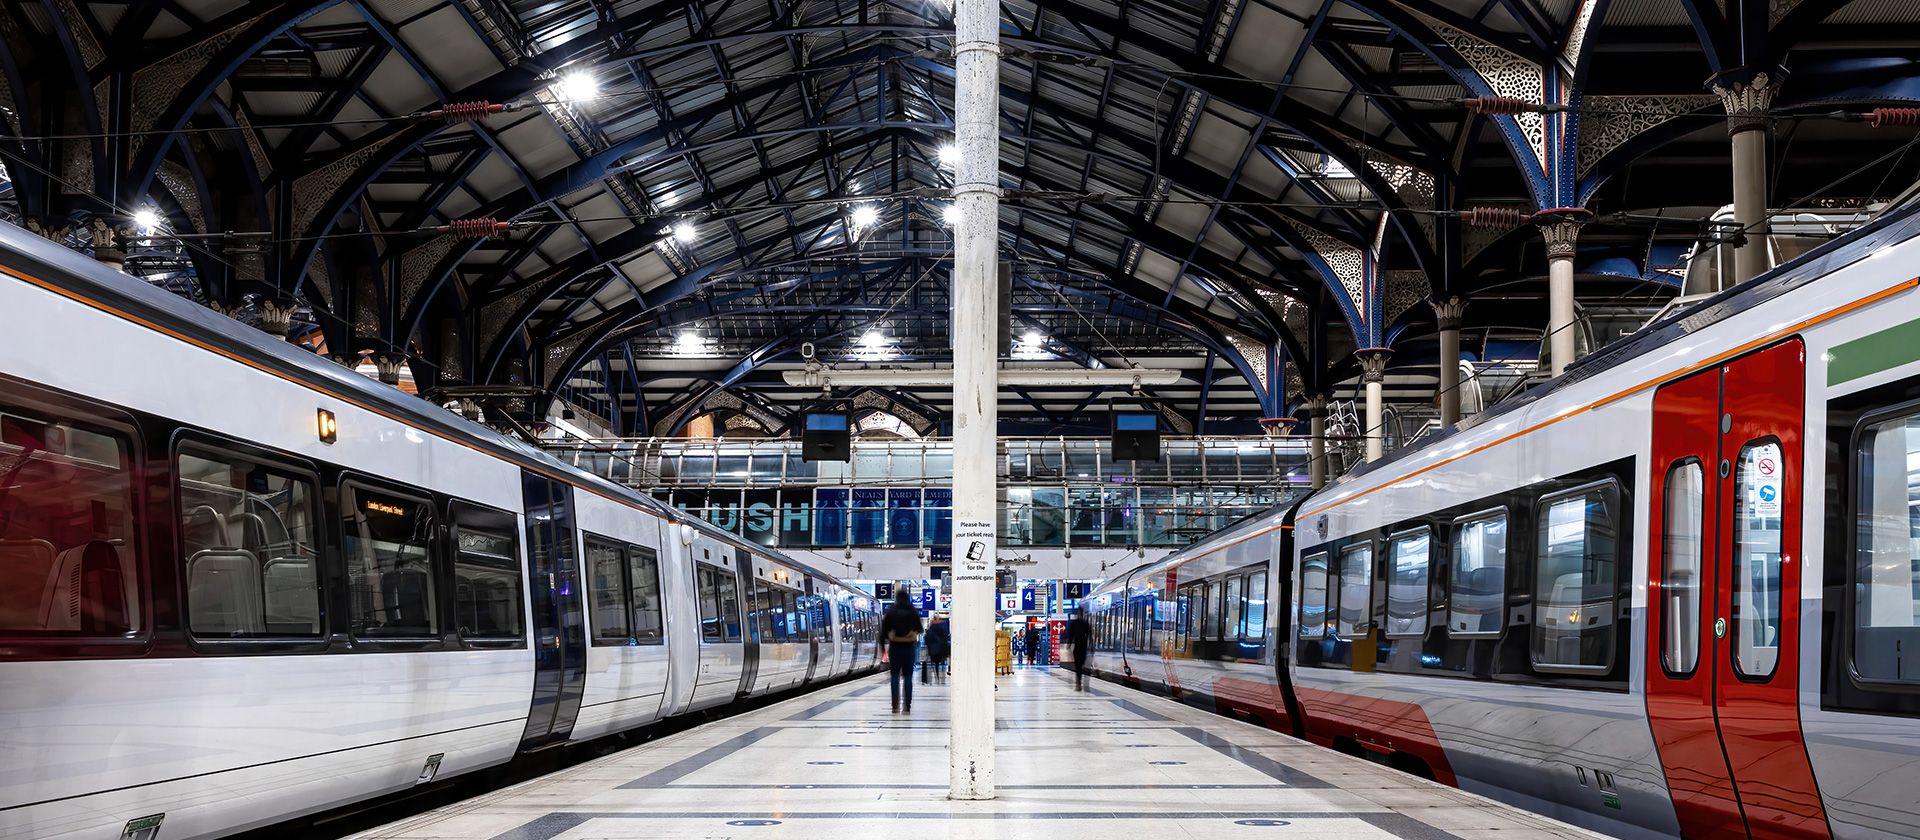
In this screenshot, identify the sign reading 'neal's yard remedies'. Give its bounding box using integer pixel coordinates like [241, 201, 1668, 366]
[954, 519, 995, 581]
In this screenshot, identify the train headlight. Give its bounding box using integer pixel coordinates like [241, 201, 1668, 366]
[317, 408, 338, 444]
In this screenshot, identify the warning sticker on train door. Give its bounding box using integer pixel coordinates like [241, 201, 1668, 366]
[954, 519, 995, 581]
[1752, 452, 1782, 516]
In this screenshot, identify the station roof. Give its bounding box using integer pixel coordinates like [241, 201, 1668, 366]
[1, 0, 1917, 437]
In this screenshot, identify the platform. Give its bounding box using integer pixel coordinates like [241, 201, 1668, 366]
[352, 669, 1607, 840]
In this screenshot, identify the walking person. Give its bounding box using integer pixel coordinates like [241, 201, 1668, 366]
[879, 590, 923, 713]
[1023, 622, 1042, 667]
[924, 613, 951, 684]
[1065, 607, 1093, 691]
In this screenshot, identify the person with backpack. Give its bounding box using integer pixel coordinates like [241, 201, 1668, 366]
[923, 613, 951, 684]
[879, 589, 924, 713]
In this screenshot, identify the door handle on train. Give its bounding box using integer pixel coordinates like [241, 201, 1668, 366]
[1713, 617, 1727, 639]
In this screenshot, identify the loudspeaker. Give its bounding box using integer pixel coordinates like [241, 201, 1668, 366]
[1111, 410, 1161, 461]
[801, 411, 850, 461]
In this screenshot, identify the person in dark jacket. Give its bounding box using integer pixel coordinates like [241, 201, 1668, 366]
[1065, 607, 1093, 690]
[1023, 623, 1042, 667]
[923, 613, 951, 684]
[879, 590, 924, 713]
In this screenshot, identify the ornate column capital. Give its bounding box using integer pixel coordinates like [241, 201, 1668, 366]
[1711, 69, 1782, 135]
[1429, 296, 1467, 330]
[257, 300, 297, 339]
[1304, 394, 1329, 418]
[1356, 348, 1392, 383]
[88, 218, 127, 270]
[1537, 219, 1582, 260]
[373, 354, 407, 385]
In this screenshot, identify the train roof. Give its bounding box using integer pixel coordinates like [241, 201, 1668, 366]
[0, 221, 863, 593]
[1327, 191, 1920, 493]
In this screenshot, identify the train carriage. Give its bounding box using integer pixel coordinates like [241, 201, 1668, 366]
[0, 222, 881, 840]
[1085, 195, 1920, 839]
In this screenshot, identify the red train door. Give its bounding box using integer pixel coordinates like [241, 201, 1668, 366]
[1646, 339, 1828, 840]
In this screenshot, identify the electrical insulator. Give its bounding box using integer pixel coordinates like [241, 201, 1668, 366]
[424, 101, 511, 122]
[1457, 206, 1530, 229]
[442, 217, 511, 239]
[1867, 107, 1920, 128]
[1461, 96, 1542, 116]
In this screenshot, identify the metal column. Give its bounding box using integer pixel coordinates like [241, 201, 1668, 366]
[1356, 349, 1390, 462]
[1306, 395, 1328, 488]
[1431, 297, 1465, 427]
[1716, 72, 1778, 287]
[948, 0, 1001, 801]
[1538, 218, 1583, 376]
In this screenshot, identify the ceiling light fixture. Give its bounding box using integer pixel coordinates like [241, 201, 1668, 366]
[554, 70, 600, 103]
[850, 204, 879, 228]
[672, 221, 698, 244]
[942, 203, 961, 225]
[937, 143, 960, 167]
[131, 207, 162, 232]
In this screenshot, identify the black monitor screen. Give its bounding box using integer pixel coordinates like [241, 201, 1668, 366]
[806, 412, 848, 432]
[1114, 412, 1157, 432]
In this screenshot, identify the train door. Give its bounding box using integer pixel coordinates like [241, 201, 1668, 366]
[735, 550, 761, 697]
[1646, 339, 1828, 839]
[519, 472, 588, 751]
[802, 580, 823, 684]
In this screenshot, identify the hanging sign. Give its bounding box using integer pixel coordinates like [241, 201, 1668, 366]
[954, 519, 995, 581]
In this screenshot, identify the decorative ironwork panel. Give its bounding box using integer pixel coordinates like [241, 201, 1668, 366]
[1576, 95, 1717, 177]
[130, 9, 272, 138]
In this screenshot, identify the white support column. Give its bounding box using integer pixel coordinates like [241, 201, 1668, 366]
[1539, 219, 1582, 376]
[948, 0, 1001, 802]
[1357, 350, 1390, 462]
[1306, 395, 1329, 488]
[1714, 72, 1778, 287]
[1431, 297, 1465, 427]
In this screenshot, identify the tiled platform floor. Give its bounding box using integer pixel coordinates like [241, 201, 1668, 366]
[352, 667, 1608, 840]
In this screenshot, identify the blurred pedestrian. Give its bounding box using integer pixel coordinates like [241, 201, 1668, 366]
[924, 613, 951, 684]
[879, 590, 923, 713]
[1065, 607, 1093, 690]
[1023, 622, 1042, 667]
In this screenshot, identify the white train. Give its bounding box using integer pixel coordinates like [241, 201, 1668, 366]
[0, 223, 883, 840]
[1084, 199, 1920, 839]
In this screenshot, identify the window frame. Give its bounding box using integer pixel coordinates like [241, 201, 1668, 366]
[584, 533, 635, 646]
[1729, 437, 1786, 681]
[1529, 478, 1624, 675]
[1298, 550, 1330, 640]
[1336, 540, 1375, 641]
[171, 435, 328, 650]
[1383, 525, 1434, 639]
[626, 544, 665, 645]
[1445, 507, 1508, 639]
[1658, 459, 1706, 678]
[1846, 402, 1920, 693]
[447, 500, 524, 648]
[337, 476, 445, 647]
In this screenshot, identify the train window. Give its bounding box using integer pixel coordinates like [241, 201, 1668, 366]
[1336, 542, 1373, 639]
[452, 512, 521, 642]
[717, 570, 742, 642]
[586, 537, 632, 644]
[1662, 461, 1706, 675]
[341, 484, 438, 639]
[628, 546, 663, 644]
[1385, 528, 1432, 638]
[0, 406, 140, 638]
[1855, 412, 1920, 684]
[1732, 440, 1784, 678]
[1447, 511, 1507, 636]
[1532, 483, 1620, 673]
[1223, 576, 1244, 644]
[696, 565, 724, 642]
[1244, 572, 1267, 641]
[175, 447, 320, 639]
[1299, 552, 1329, 639]
[1200, 580, 1218, 639]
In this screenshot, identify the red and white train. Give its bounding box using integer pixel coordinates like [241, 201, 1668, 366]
[1084, 199, 1920, 839]
[0, 222, 884, 840]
